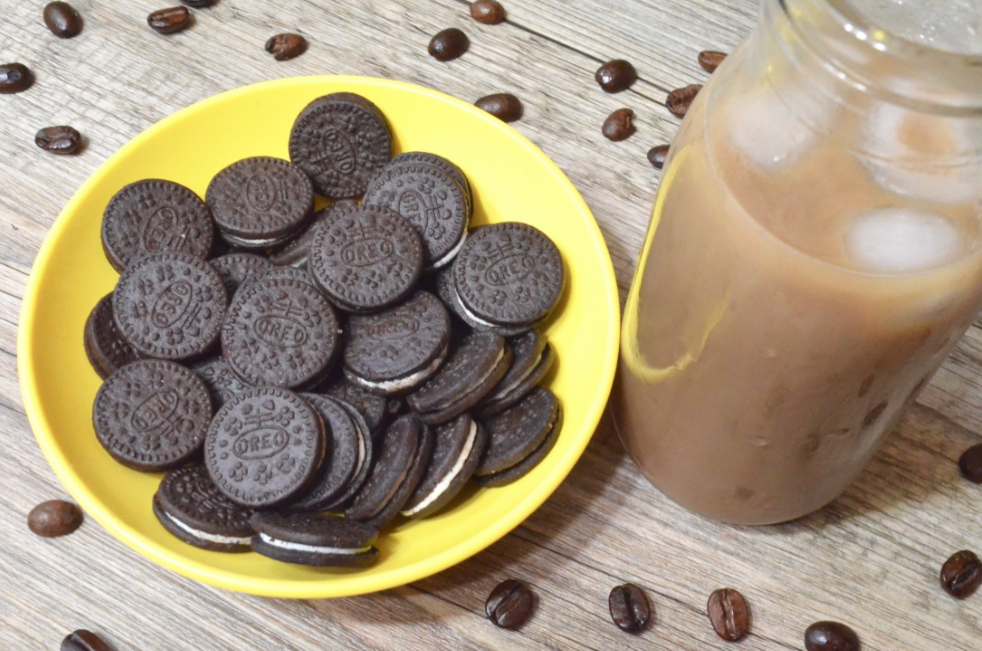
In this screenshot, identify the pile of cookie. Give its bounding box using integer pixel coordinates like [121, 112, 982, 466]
[85, 92, 565, 568]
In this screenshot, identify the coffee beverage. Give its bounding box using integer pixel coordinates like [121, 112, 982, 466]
[28, 500, 83, 537]
[486, 579, 534, 629]
[707, 588, 750, 641]
[602, 108, 635, 141]
[475, 93, 522, 122]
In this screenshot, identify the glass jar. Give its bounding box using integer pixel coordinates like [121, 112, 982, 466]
[613, 0, 982, 524]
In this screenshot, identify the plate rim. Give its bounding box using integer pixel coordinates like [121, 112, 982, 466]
[17, 75, 621, 598]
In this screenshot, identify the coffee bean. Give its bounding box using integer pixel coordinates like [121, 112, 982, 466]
[941, 550, 982, 598]
[28, 500, 83, 536]
[647, 144, 670, 169]
[35, 126, 82, 155]
[862, 400, 887, 429]
[61, 630, 112, 651]
[265, 33, 307, 61]
[595, 59, 637, 93]
[608, 583, 651, 633]
[698, 50, 727, 73]
[958, 444, 982, 483]
[707, 588, 750, 642]
[475, 93, 523, 122]
[181, 0, 214, 6]
[665, 84, 702, 118]
[44, 2, 83, 38]
[471, 0, 506, 24]
[0, 63, 34, 94]
[148, 6, 191, 34]
[429, 28, 469, 61]
[485, 579, 534, 629]
[602, 108, 635, 141]
[804, 621, 861, 651]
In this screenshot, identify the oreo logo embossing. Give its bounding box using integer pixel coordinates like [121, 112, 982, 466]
[362, 316, 420, 341]
[342, 238, 393, 266]
[232, 427, 290, 460]
[254, 315, 308, 347]
[485, 254, 535, 286]
[245, 174, 280, 212]
[143, 205, 192, 251]
[315, 127, 356, 175]
[131, 389, 180, 432]
[151, 281, 194, 328]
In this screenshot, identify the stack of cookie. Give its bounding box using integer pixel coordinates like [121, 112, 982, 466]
[85, 92, 565, 569]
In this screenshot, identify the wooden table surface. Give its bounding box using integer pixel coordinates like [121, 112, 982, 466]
[3, 1, 982, 649]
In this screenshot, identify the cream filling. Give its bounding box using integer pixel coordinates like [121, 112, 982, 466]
[490, 352, 543, 402]
[353, 345, 448, 393]
[402, 421, 478, 517]
[258, 532, 372, 555]
[452, 283, 499, 328]
[429, 230, 468, 270]
[162, 510, 251, 546]
[222, 231, 292, 248]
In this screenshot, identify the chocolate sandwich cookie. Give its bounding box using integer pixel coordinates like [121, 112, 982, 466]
[406, 331, 512, 425]
[322, 378, 390, 437]
[152, 464, 254, 552]
[250, 511, 379, 568]
[101, 179, 214, 272]
[343, 291, 451, 395]
[317, 397, 375, 510]
[474, 386, 561, 481]
[289, 93, 392, 199]
[206, 157, 315, 249]
[288, 395, 366, 511]
[472, 408, 562, 487]
[363, 162, 469, 269]
[204, 387, 325, 508]
[210, 252, 273, 297]
[270, 200, 359, 268]
[345, 415, 432, 525]
[452, 222, 564, 328]
[83, 293, 139, 379]
[93, 359, 212, 472]
[434, 268, 531, 337]
[389, 152, 471, 209]
[308, 205, 423, 313]
[191, 357, 252, 408]
[112, 252, 228, 361]
[258, 265, 318, 287]
[477, 332, 554, 418]
[402, 414, 486, 519]
[222, 276, 340, 389]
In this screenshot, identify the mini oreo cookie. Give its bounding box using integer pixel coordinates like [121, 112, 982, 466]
[289, 93, 392, 199]
[222, 276, 340, 389]
[363, 162, 469, 269]
[191, 357, 252, 408]
[477, 332, 554, 418]
[206, 157, 315, 249]
[83, 293, 139, 379]
[101, 179, 214, 272]
[204, 387, 325, 508]
[434, 268, 531, 337]
[473, 407, 562, 487]
[112, 252, 228, 361]
[475, 386, 560, 477]
[407, 331, 512, 425]
[250, 511, 379, 568]
[308, 205, 423, 313]
[93, 359, 212, 472]
[210, 252, 273, 297]
[452, 222, 564, 328]
[402, 414, 486, 519]
[152, 464, 254, 552]
[289, 395, 365, 511]
[343, 291, 451, 395]
[321, 378, 390, 436]
[270, 200, 359, 268]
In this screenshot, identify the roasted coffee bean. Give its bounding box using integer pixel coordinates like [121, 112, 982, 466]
[181, 0, 214, 6]
[471, 0, 506, 24]
[958, 443, 982, 483]
[475, 93, 523, 122]
[265, 33, 307, 61]
[148, 6, 191, 34]
[429, 28, 469, 61]
[61, 630, 112, 651]
[28, 499, 83, 536]
[44, 2, 83, 38]
[647, 144, 670, 169]
[602, 108, 635, 141]
[485, 579, 534, 629]
[595, 59, 637, 93]
[608, 583, 651, 633]
[698, 50, 727, 73]
[0, 63, 34, 94]
[707, 588, 750, 642]
[941, 550, 982, 598]
[35, 126, 82, 155]
[804, 621, 861, 651]
[666, 84, 702, 118]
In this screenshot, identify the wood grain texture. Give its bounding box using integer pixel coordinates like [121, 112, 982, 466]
[1, 1, 981, 650]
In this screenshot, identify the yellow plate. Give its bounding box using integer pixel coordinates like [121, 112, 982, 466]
[18, 76, 619, 598]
